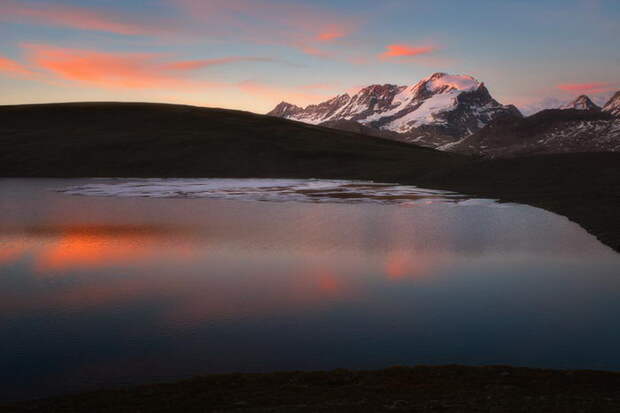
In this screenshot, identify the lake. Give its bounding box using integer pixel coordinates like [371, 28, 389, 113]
[1, 178, 619, 401]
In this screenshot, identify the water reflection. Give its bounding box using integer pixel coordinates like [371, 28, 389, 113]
[1, 178, 619, 401]
[0, 226, 197, 274]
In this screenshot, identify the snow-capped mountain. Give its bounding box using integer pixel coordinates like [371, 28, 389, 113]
[268, 73, 521, 148]
[603, 91, 620, 117]
[559, 95, 600, 111]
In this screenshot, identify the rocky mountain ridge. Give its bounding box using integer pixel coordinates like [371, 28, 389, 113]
[268, 73, 521, 148]
[446, 109, 620, 158]
[559, 95, 601, 111]
[602, 91, 620, 117]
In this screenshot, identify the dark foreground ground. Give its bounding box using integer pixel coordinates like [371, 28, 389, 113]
[2, 366, 620, 412]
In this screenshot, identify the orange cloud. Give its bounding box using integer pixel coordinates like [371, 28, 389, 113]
[380, 44, 437, 59]
[25, 45, 197, 89]
[317, 31, 346, 42]
[0, 54, 35, 77]
[556, 82, 614, 94]
[0, 0, 169, 35]
[21, 44, 274, 90]
[2, 0, 361, 60]
[174, 0, 360, 56]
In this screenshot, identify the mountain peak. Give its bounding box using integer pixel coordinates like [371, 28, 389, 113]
[603, 91, 620, 117]
[560, 95, 600, 111]
[356, 84, 401, 95]
[268, 72, 518, 148]
[423, 73, 481, 93]
[267, 101, 303, 117]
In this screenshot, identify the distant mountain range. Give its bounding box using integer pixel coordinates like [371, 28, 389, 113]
[268, 73, 620, 157]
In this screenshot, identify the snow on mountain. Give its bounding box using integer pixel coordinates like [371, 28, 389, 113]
[385, 91, 458, 133]
[426, 73, 480, 93]
[603, 91, 620, 117]
[559, 95, 601, 111]
[268, 73, 521, 148]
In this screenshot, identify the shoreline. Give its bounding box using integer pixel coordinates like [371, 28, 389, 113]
[415, 153, 620, 253]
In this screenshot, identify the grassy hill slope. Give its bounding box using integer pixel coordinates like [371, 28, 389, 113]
[0, 102, 465, 180]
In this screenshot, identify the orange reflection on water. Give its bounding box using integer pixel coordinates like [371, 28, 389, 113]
[385, 250, 433, 280]
[0, 224, 362, 326]
[317, 270, 343, 294]
[35, 232, 149, 272]
[0, 216, 449, 328]
[1, 225, 201, 275]
[165, 266, 356, 327]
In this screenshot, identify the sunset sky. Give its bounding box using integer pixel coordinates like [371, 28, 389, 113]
[1, 0, 619, 114]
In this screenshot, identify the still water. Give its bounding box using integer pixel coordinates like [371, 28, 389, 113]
[1, 178, 619, 400]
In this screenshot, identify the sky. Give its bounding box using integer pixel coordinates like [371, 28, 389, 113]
[1, 0, 619, 114]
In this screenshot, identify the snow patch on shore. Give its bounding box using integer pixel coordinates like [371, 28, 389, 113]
[56, 178, 503, 207]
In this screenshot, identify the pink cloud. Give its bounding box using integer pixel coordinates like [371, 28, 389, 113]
[317, 31, 347, 42]
[2, 0, 361, 58]
[173, 0, 360, 56]
[0, 54, 35, 78]
[556, 82, 614, 94]
[21, 44, 273, 90]
[380, 44, 437, 59]
[0, 0, 170, 35]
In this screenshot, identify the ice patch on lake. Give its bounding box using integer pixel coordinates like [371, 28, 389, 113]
[56, 178, 504, 207]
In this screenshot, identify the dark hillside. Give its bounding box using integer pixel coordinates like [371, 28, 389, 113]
[0, 102, 465, 181]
